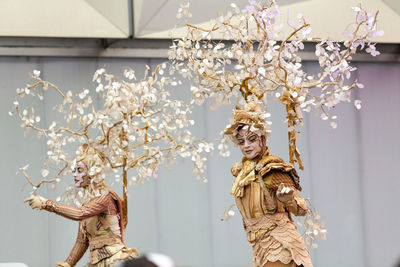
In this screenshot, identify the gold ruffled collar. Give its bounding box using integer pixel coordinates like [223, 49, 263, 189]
[230, 148, 269, 197]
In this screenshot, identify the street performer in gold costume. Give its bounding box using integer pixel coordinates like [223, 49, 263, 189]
[225, 102, 312, 267]
[25, 144, 139, 267]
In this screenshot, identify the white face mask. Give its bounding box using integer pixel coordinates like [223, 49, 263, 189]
[237, 128, 263, 160]
[73, 161, 90, 188]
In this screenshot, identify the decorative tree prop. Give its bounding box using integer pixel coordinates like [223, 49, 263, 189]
[168, 0, 382, 170]
[12, 65, 213, 226]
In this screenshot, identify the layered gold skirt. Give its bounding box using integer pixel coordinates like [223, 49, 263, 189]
[243, 212, 312, 267]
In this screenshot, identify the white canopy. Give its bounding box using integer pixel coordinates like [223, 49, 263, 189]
[0, 0, 398, 42]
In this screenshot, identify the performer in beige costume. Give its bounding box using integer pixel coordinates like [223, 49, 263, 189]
[25, 144, 139, 267]
[225, 102, 312, 267]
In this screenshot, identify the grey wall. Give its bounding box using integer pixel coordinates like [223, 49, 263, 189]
[0, 56, 399, 267]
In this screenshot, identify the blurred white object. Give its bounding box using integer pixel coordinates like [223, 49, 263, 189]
[146, 253, 174, 267]
[0, 264, 29, 267]
[114, 253, 174, 267]
[220, 204, 235, 221]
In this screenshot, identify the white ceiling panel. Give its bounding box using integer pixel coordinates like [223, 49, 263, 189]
[134, 0, 311, 37]
[383, 0, 400, 15]
[0, 0, 130, 38]
[135, 0, 250, 37]
[134, 0, 144, 35]
[85, 0, 130, 36]
[135, 0, 399, 43]
[0, 0, 397, 42]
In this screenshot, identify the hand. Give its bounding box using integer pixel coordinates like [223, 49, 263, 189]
[24, 195, 47, 210]
[56, 262, 71, 267]
[276, 183, 294, 203]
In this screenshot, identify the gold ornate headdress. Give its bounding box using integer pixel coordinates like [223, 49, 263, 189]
[224, 101, 271, 142]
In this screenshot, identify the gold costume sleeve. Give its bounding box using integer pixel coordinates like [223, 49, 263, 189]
[284, 189, 308, 216]
[43, 195, 111, 221]
[264, 171, 308, 216]
[66, 222, 88, 267]
[263, 170, 295, 189]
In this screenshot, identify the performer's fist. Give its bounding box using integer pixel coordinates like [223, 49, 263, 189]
[56, 262, 71, 267]
[24, 195, 47, 210]
[276, 183, 294, 203]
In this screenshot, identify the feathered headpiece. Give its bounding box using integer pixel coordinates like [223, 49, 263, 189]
[224, 101, 272, 143]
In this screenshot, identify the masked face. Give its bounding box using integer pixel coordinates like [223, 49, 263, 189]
[73, 161, 91, 188]
[237, 128, 264, 160]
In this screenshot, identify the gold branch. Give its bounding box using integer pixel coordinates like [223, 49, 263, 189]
[276, 23, 310, 87]
[20, 169, 58, 193]
[27, 80, 65, 98]
[186, 23, 219, 33]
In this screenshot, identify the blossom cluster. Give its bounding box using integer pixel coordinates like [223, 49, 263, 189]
[168, 0, 382, 169]
[298, 199, 328, 249]
[12, 65, 213, 203]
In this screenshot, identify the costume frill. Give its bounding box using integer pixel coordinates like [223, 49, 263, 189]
[231, 149, 312, 267]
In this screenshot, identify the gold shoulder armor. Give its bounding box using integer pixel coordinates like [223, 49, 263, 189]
[258, 155, 285, 166]
[231, 162, 243, 177]
[259, 154, 302, 191]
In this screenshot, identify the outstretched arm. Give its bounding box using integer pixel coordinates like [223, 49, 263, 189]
[262, 170, 308, 216]
[276, 183, 308, 216]
[25, 194, 111, 220]
[57, 221, 89, 267]
[42, 195, 111, 220]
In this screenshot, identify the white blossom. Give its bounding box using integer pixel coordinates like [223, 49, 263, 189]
[167, 1, 380, 169]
